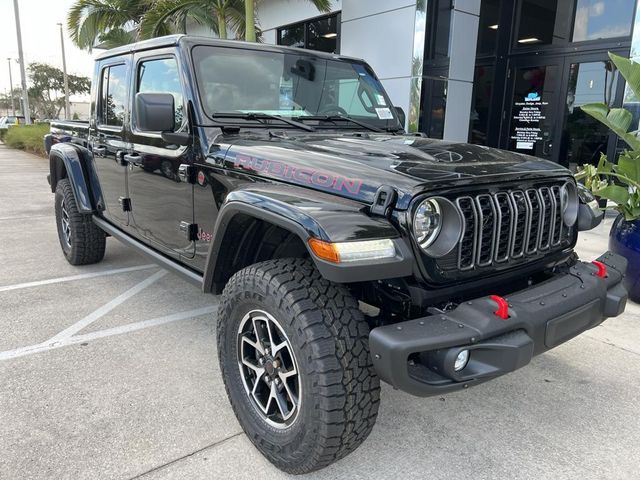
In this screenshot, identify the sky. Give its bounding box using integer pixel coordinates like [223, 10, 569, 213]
[0, 0, 96, 100]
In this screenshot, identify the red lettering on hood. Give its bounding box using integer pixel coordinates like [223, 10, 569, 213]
[232, 154, 362, 195]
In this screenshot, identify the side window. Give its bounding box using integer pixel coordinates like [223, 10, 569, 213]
[137, 57, 184, 130]
[99, 64, 127, 127]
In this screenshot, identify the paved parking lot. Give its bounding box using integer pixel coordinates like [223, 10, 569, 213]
[1, 144, 639, 479]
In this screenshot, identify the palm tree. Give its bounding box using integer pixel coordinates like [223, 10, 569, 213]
[68, 0, 334, 49]
[139, 0, 246, 40]
[69, 0, 247, 49]
[244, 0, 332, 42]
[67, 0, 153, 50]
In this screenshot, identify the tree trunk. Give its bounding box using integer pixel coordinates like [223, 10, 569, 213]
[217, 12, 227, 39]
[245, 0, 256, 42]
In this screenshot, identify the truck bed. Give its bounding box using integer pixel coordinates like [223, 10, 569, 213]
[49, 120, 90, 149]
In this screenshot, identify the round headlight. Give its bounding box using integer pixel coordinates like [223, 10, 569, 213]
[412, 197, 463, 257]
[414, 199, 442, 249]
[561, 182, 578, 227]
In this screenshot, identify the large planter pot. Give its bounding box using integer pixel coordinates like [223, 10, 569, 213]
[609, 215, 640, 303]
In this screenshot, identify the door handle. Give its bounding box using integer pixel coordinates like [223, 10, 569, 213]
[124, 153, 142, 166]
[93, 145, 106, 156]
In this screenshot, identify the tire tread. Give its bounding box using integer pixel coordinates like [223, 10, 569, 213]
[217, 258, 380, 474]
[55, 179, 105, 265]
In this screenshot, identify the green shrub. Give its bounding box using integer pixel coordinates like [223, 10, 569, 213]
[4, 124, 50, 156]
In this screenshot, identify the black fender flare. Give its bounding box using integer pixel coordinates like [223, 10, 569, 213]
[49, 143, 104, 214]
[202, 186, 414, 293]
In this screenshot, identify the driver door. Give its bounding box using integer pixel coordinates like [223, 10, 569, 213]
[125, 50, 195, 258]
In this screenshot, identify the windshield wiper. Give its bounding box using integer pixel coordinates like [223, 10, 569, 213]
[302, 114, 391, 133]
[210, 112, 316, 132]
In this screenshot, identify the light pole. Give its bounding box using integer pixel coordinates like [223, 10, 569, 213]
[7, 58, 16, 117]
[13, 0, 31, 124]
[57, 22, 70, 120]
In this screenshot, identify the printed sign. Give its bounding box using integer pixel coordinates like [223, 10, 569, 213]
[375, 107, 394, 119]
[510, 92, 547, 151]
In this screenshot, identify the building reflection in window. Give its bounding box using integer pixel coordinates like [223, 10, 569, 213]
[559, 61, 617, 169]
[277, 13, 340, 54]
[573, 0, 635, 42]
[469, 65, 494, 145]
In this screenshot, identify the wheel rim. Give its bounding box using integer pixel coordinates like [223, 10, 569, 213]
[60, 198, 72, 248]
[237, 309, 301, 429]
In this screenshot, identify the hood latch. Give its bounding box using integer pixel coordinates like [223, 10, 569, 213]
[370, 185, 397, 217]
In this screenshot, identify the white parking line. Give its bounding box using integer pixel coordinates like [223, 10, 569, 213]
[0, 264, 158, 293]
[49, 270, 167, 342]
[0, 305, 217, 361]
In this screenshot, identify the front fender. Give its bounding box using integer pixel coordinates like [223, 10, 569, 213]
[203, 184, 414, 292]
[49, 143, 104, 214]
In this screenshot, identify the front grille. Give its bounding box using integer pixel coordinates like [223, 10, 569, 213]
[453, 184, 570, 272]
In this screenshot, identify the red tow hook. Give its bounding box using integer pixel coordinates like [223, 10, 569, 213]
[591, 260, 608, 278]
[489, 295, 510, 320]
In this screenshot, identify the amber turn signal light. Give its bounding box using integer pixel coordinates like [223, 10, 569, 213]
[308, 238, 340, 263]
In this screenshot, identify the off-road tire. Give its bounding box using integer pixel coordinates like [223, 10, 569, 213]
[217, 258, 380, 474]
[54, 178, 106, 265]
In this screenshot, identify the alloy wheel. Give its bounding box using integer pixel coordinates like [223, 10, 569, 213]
[60, 198, 72, 248]
[237, 309, 301, 429]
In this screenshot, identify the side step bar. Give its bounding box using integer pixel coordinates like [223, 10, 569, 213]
[93, 216, 204, 287]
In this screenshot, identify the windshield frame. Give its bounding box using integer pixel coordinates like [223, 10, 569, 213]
[189, 44, 401, 131]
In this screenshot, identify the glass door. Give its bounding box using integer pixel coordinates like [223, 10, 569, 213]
[503, 57, 564, 162]
[557, 53, 624, 169]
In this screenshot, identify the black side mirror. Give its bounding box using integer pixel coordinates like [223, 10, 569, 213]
[394, 106, 406, 129]
[135, 92, 175, 132]
[577, 183, 604, 231]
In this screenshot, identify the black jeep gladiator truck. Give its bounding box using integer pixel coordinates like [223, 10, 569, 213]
[46, 35, 628, 474]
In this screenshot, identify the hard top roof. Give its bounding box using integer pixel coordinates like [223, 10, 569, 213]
[95, 34, 364, 64]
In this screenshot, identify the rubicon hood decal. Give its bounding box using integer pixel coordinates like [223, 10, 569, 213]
[233, 152, 363, 195]
[214, 132, 571, 210]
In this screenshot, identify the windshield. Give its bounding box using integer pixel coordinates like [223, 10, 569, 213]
[192, 45, 398, 129]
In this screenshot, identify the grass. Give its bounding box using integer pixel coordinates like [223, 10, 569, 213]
[2, 124, 50, 156]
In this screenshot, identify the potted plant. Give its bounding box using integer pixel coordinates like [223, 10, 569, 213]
[578, 52, 640, 302]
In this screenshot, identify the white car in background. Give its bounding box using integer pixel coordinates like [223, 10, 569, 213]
[0, 115, 25, 130]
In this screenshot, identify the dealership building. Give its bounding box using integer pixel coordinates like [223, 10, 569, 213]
[194, 0, 640, 171]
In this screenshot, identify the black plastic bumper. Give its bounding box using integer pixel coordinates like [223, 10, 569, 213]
[369, 251, 628, 397]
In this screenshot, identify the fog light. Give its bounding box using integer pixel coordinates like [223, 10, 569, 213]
[454, 350, 470, 371]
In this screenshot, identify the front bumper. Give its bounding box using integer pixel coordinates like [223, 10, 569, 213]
[369, 251, 628, 397]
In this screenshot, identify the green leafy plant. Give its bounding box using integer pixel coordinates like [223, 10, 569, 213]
[68, 0, 333, 49]
[578, 52, 640, 221]
[4, 124, 51, 156]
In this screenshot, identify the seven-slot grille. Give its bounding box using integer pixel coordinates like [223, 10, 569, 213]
[455, 185, 569, 271]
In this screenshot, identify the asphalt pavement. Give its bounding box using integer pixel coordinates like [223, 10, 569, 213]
[1, 144, 639, 480]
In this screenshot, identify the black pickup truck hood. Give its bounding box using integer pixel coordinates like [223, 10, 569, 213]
[218, 132, 571, 210]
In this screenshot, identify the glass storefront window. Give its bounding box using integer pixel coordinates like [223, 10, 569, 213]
[306, 15, 339, 52]
[476, 0, 501, 56]
[508, 65, 560, 159]
[559, 61, 617, 168]
[278, 24, 304, 48]
[277, 13, 340, 54]
[515, 0, 568, 47]
[421, 77, 447, 139]
[425, 0, 453, 61]
[572, 0, 635, 42]
[469, 65, 494, 145]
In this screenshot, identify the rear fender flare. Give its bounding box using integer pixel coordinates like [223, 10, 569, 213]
[49, 143, 103, 214]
